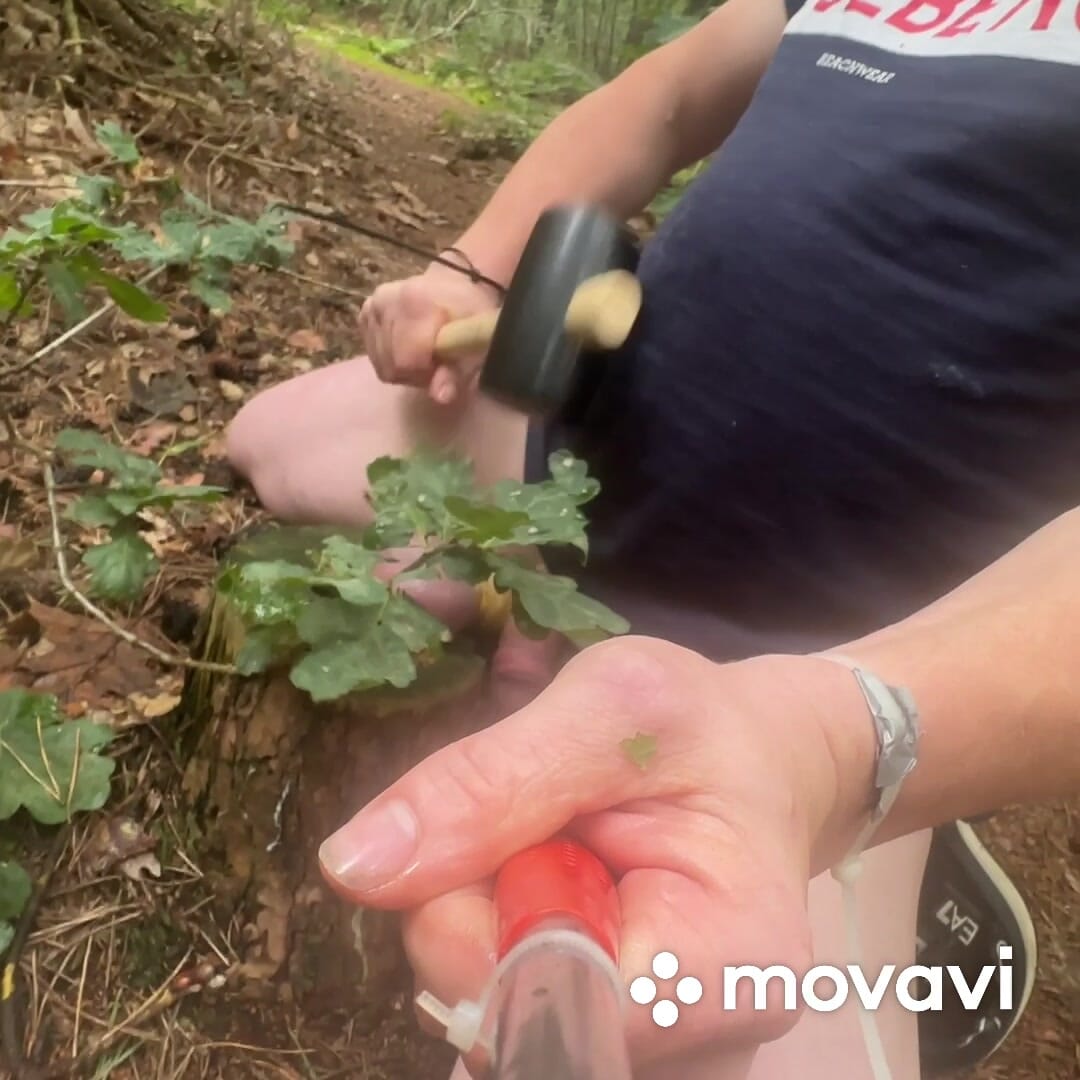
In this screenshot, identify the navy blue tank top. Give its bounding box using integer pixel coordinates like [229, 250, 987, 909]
[528, 0, 1080, 660]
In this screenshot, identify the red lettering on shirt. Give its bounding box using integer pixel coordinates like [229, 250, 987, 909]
[938, 0, 998, 33]
[988, 0, 1061, 29]
[887, 0, 968, 31]
[809, 0, 1071, 29]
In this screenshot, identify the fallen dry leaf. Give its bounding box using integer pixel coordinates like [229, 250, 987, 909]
[128, 369, 198, 417]
[19, 600, 169, 707]
[120, 852, 162, 881]
[62, 105, 100, 153]
[83, 814, 158, 876]
[286, 329, 325, 354]
[218, 379, 245, 403]
[129, 690, 182, 719]
[129, 421, 178, 456]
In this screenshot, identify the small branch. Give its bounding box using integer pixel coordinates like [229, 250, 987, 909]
[62, 0, 83, 56]
[0, 182, 80, 190]
[197, 145, 318, 176]
[40, 462, 237, 676]
[274, 267, 367, 299]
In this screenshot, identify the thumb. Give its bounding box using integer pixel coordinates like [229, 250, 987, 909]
[317, 640, 684, 906]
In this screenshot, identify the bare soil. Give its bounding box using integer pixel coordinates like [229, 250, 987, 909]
[0, 19, 1075, 1080]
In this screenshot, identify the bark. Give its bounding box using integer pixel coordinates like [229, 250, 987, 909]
[178, 641, 501, 1014]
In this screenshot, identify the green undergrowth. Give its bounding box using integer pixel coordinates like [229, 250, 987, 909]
[255, 2, 700, 208]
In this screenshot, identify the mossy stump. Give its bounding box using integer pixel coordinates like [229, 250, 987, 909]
[177, 562, 501, 1021]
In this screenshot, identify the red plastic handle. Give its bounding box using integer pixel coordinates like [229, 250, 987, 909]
[493, 838, 620, 963]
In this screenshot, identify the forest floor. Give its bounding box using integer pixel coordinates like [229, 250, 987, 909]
[0, 11, 1076, 1080]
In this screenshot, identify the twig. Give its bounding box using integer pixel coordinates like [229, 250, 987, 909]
[0, 182, 79, 190]
[199, 145, 318, 176]
[0, 267, 167, 382]
[274, 267, 367, 299]
[40, 462, 238, 676]
[61, 0, 82, 56]
[1, 826, 73, 1080]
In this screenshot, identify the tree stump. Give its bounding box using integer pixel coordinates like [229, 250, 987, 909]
[178, 618, 502, 1022]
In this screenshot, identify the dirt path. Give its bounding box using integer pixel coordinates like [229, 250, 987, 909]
[1, 30, 1076, 1080]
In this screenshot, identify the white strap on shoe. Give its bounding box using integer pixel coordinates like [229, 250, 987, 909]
[812, 652, 921, 1080]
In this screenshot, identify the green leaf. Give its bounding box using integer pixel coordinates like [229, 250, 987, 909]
[311, 537, 389, 606]
[361, 512, 416, 551]
[235, 624, 298, 675]
[490, 452, 598, 555]
[76, 175, 119, 209]
[189, 268, 232, 312]
[82, 531, 158, 603]
[381, 592, 451, 651]
[43, 259, 88, 323]
[200, 221, 261, 264]
[55, 429, 161, 487]
[102, 487, 155, 517]
[548, 450, 602, 501]
[489, 556, 629, 642]
[290, 623, 417, 702]
[366, 452, 476, 542]
[620, 732, 658, 771]
[159, 211, 202, 263]
[0, 689, 115, 825]
[424, 545, 492, 585]
[92, 271, 168, 322]
[295, 593, 446, 657]
[66, 493, 124, 529]
[218, 560, 313, 627]
[443, 496, 530, 547]
[95, 121, 140, 164]
[0, 272, 20, 312]
[109, 231, 168, 266]
[348, 650, 486, 718]
[295, 596, 373, 648]
[0, 861, 31, 921]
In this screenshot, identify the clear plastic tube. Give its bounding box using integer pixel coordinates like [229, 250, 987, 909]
[483, 918, 633, 1080]
[415, 920, 633, 1080]
[415, 840, 632, 1079]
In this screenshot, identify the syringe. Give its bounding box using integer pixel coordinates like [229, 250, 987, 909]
[416, 838, 633, 1080]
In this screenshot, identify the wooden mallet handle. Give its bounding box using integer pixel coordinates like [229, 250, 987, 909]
[432, 270, 641, 358]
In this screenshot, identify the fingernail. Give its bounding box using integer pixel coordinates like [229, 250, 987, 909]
[319, 798, 419, 893]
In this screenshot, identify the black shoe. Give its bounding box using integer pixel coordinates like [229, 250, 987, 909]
[915, 820, 1037, 1075]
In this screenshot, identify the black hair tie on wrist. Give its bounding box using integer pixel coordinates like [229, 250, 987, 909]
[437, 247, 508, 298]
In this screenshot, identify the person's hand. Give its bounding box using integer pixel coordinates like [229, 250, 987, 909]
[316, 638, 877, 1078]
[359, 260, 501, 406]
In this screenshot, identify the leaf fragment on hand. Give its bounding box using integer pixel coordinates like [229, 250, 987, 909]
[620, 732, 658, 771]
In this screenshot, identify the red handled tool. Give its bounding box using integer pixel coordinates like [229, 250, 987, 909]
[415, 838, 633, 1079]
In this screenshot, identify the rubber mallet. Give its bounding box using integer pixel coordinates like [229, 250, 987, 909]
[433, 203, 642, 418]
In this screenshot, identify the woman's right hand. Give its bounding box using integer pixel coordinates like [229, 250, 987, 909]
[360, 260, 502, 406]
